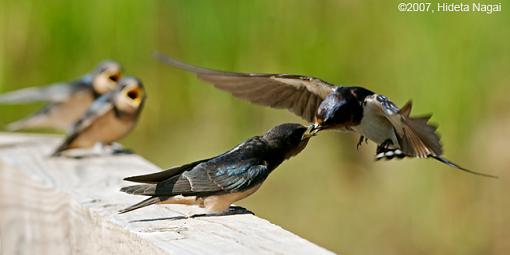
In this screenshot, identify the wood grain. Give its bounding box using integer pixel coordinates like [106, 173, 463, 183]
[0, 133, 334, 255]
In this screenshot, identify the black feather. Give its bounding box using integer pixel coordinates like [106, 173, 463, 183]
[118, 197, 164, 214]
[431, 156, 498, 178]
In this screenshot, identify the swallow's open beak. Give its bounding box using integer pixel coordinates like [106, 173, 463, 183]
[303, 123, 321, 139]
[124, 87, 143, 106]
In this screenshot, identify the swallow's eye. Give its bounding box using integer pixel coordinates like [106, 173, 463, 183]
[127, 90, 139, 100]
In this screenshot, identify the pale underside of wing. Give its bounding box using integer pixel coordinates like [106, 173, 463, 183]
[367, 95, 443, 158]
[155, 53, 335, 122]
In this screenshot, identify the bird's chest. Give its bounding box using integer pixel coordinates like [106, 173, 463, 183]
[76, 111, 136, 146]
[352, 111, 398, 145]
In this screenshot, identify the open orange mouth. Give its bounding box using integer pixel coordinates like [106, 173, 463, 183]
[124, 86, 143, 105]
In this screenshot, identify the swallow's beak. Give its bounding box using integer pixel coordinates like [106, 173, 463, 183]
[125, 86, 143, 106]
[309, 123, 321, 135]
[302, 131, 313, 139]
[303, 123, 321, 139]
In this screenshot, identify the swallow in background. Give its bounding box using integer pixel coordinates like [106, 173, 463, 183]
[119, 123, 312, 216]
[155, 53, 496, 178]
[0, 61, 122, 131]
[52, 77, 145, 157]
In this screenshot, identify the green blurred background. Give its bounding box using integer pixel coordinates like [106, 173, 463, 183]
[1, 1, 509, 254]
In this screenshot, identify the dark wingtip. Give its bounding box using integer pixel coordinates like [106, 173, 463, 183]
[432, 156, 498, 179]
[118, 197, 160, 214]
[123, 176, 136, 181]
[153, 52, 184, 69]
[153, 51, 167, 62]
[50, 150, 63, 158]
[118, 208, 129, 214]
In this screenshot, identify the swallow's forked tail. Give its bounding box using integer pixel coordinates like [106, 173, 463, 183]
[118, 196, 162, 214]
[375, 149, 498, 178]
[431, 155, 498, 178]
[118, 184, 160, 214]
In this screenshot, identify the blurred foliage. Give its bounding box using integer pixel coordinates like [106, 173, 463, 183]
[1, 1, 509, 254]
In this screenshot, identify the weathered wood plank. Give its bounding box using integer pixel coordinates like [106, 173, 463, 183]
[0, 133, 334, 255]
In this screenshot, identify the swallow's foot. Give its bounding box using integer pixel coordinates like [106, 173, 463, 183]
[97, 143, 134, 156]
[228, 205, 255, 215]
[112, 148, 134, 155]
[357, 136, 367, 150]
[376, 139, 393, 154]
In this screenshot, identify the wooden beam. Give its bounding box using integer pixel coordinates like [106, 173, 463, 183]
[0, 133, 334, 255]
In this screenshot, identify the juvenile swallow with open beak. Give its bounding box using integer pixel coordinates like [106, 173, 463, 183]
[155, 53, 496, 178]
[0, 61, 122, 131]
[52, 77, 145, 157]
[119, 123, 313, 216]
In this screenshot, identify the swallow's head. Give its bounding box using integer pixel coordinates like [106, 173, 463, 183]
[92, 61, 123, 94]
[114, 77, 146, 114]
[263, 123, 311, 159]
[313, 86, 374, 132]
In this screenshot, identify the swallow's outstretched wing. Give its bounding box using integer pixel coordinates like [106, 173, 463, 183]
[365, 94, 442, 157]
[51, 93, 114, 155]
[367, 94, 497, 178]
[0, 79, 89, 104]
[155, 53, 335, 122]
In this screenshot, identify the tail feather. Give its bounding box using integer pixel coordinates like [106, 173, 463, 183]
[431, 156, 498, 178]
[375, 149, 498, 178]
[5, 104, 57, 131]
[120, 184, 157, 195]
[6, 119, 32, 131]
[6, 115, 48, 131]
[119, 196, 162, 214]
[51, 137, 75, 157]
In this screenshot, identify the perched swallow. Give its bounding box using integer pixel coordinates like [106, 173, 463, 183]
[0, 61, 122, 131]
[52, 77, 145, 156]
[119, 123, 312, 216]
[155, 53, 496, 178]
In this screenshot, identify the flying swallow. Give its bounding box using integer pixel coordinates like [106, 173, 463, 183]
[155, 53, 496, 178]
[0, 61, 122, 131]
[119, 123, 313, 215]
[51, 77, 145, 157]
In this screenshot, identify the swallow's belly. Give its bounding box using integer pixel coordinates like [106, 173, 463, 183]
[202, 184, 262, 213]
[353, 115, 398, 146]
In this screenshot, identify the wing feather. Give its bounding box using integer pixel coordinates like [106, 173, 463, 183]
[366, 95, 442, 157]
[123, 158, 213, 184]
[155, 53, 335, 122]
[153, 159, 269, 196]
[51, 93, 114, 155]
[0, 80, 89, 104]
